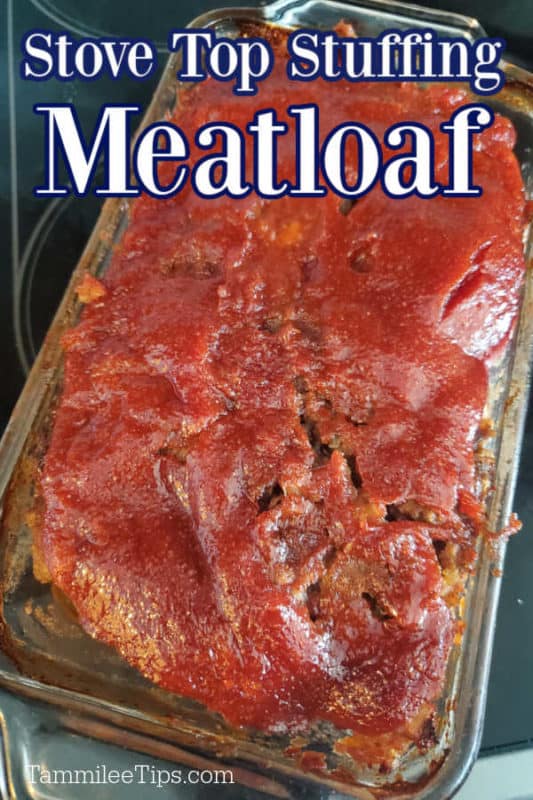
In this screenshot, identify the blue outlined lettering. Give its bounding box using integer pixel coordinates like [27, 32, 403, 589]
[321, 122, 381, 198]
[192, 123, 251, 198]
[247, 109, 289, 198]
[383, 123, 440, 198]
[288, 105, 326, 197]
[286, 28, 505, 94]
[21, 30, 156, 81]
[133, 123, 189, 199]
[34, 104, 140, 197]
[441, 104, 494, 196]
[31, 102, 496, 200]
[168, 29, 272, 95]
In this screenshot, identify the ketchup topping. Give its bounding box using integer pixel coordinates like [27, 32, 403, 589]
[40, 27, 527, 741]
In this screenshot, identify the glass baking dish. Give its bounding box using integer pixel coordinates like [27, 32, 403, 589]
[1, 1, 532, 797]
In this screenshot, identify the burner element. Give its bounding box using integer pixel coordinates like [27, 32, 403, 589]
[16, 195, 101, 372]
[27, 0, 246, 51]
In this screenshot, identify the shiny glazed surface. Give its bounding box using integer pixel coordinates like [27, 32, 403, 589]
[39, 28, 527, 747]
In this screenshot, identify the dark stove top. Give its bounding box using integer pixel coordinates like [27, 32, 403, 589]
[1, 0, 532, 757]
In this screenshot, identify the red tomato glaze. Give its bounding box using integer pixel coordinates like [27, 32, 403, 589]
[40, 30, 527, 739]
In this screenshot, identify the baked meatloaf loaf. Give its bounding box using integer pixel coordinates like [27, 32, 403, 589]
[36, 24, 527, 763]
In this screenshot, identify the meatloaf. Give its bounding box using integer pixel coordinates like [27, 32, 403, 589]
[36, 24, 527, 762]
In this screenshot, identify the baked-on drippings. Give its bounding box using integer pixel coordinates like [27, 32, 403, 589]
[39, 26, 527, 749]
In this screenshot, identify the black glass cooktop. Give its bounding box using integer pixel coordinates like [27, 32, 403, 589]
[1, 0, 532, 757]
